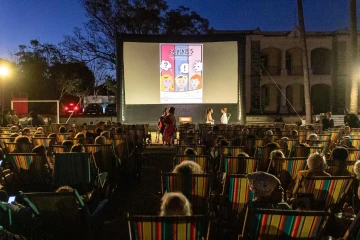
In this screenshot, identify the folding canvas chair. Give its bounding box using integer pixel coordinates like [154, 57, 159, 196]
[51, 145, 71, 153]
[348, 149, 360, 161]
[8, 153, 51, 191]
[161, 172, 210, 214]
[53, 152, 92, 187]
[292, 146, 323, 158]
[4, 142, 31, 153]
[21, 191, 90, 239]
[127, 214, 211, 240]
[32, 137, 52, 147]
[221, 174, 254, 221]
[173, 155, 208, 173]
[221, 156, 258, 174]
[239, 208, 330, 240]
[270, 157, 307, 187]
[57, 133, 74, 143]
[325, 160, 356, 176]
[255, 146, 285, 172]
[293, 176, 354, 210]
[218, 146, 245, 157]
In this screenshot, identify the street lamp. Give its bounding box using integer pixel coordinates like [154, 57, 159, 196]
[0, 66, 9, 109]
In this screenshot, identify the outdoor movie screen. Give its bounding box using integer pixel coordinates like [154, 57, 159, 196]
[123, 41, 238, 104]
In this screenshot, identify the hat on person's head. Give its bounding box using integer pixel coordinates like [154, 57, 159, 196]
[246, 171, 281, 197]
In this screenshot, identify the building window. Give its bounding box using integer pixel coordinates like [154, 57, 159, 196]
[261, 86, 270, 106]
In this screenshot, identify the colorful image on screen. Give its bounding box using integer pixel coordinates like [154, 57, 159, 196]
[160, 44, 203, 103]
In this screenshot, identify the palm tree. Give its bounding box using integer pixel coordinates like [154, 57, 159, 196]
[349, 0, 358, 113]
[297, 0, 312, 124]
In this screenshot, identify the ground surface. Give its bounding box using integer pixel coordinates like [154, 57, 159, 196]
[95, 145, 175, 239]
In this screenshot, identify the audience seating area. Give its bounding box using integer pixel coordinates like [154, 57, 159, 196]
[2, 121, 360, 239]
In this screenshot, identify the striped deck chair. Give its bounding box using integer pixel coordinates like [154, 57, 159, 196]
[4, 142, 34, 153]
[0, 137, 14, 148]
[317, 134, 331, 141]
[21, 191, 90, 239]
[85, 144, 116, 180]
[179, 138, 200, 145]
[57, 133, 74, 143]
[325, 160, 356, 176]
[271, 157, 308, 183]
[52, 145, 71, 153]
[348, 149, 360, 160]
[275, 139, 298, 157]
[255, 146, 285, 172]
[294, 176, 354, 210]
[349, 138, 360, 149]
[292, 146, 323, 158]
[239, 209, 329, 240]
[161, 173, 210, 214]
[53, 152, 92, 187]
[107, 138, 129, 162]
[32, 137, 52, 147]
[127, 214, 211, 240]
[221, 156, 258, 174]
[222, 174, 254, 221]
[306, 140, 330, 155]
[173, 155, 208, 173]
[8, 153, 51, 190]
[218, 146, 245, 157]
[175, 145, 206, 155]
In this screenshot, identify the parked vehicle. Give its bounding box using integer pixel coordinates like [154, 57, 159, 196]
[105, 103, 116, 115]
[84, 103, 103, 115]
[62, 102, 81, 114]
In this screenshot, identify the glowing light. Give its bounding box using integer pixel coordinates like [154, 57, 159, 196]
[0, 66, 9, 77]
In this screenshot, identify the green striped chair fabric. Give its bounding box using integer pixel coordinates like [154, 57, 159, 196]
[173, 155, 208, 173]
[161, 173, 210, 214]
[240, 209, 329, 240]
[295, 176, 354, 210]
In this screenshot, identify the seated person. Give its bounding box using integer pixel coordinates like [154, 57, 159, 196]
[59, 126, 66, 133]
[21, 128, 31, 137]
[71, 144, 85, 153]
[307, 133, 319, 146]
[264, 130, 273, 144]
[172, 161, 203, 174]
[184, 147, 197, 156]
[246, 171, 290, 209]
[13, 136, 32, 153]
[74, 132, 86, 144]
[61, 140, 74, 152]
[10, 126, 18, 134]
[159, 192, 192, 216]
[288, 153, 330, 198]
[100, 131, 110, 139]
[343, 126, 351, 136]
[290, 130, 298, 140]
[95, 136, 106, 145]
[341, 136, 356, 149]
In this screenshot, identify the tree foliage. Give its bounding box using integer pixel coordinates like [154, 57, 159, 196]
[14, 40, 94, 101]
[61, 0, 213, 69]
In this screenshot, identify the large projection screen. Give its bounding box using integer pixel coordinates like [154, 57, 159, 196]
[123, 41, 238, 104]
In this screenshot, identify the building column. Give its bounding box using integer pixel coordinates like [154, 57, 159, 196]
[280, 49, 288, 76]
[279, 85, 288, 113]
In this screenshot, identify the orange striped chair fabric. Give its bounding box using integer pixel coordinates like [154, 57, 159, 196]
[173, 155, 208, 173]
[295, 176, 354, 210]
[240, 209, 329, 240]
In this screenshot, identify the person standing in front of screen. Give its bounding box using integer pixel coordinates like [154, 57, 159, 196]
[206, 108, 215, 124]
[220, 108, 228, 124]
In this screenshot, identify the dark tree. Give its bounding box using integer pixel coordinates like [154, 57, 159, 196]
[61, 0, 213, 69]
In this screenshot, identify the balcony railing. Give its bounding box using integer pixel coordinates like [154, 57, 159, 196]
[264, 66, 281, 75]
[287, 66, 303, 75]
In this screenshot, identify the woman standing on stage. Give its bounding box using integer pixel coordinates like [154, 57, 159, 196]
[163, 107, 176, 146]
[206, 108, 214, 124]
[220, 108, 228, 124]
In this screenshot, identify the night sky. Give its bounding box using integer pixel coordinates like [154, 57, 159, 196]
[0, 0, 359, 58]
